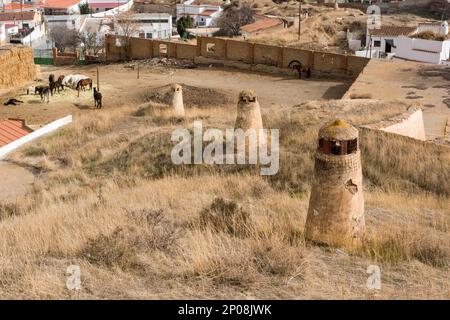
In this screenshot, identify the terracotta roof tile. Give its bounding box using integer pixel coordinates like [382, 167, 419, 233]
[43, 0, 80, 9]
[369, 26, 417, 37]
[241, 18, 283, 34]
[0, 119, 33, 147]
[0, 11, 36, 21]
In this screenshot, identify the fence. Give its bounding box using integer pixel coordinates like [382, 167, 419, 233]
[33, 48, 54, 65]
[105, 35, 370, 79]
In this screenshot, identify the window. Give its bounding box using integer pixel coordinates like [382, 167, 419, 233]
[146, 33, 153, 39]
[318, 139, 358, 155]
[159, 44, 168, 55]
[373, 40, 381, 47]
[206, 43, 215, 53]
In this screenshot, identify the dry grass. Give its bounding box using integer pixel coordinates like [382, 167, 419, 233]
[0, 74, 448, 299]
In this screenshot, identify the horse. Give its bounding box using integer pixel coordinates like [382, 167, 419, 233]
[76, 78, 93, 97]
[39, 86, 50, 103]
[48, 74, 56, 96]
[288, 60, 312, 79]
[93, 87, 102, 109]
[50, 76, 64, 95]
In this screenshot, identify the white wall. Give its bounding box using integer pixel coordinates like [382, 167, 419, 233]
[381, 109, 426, 141]
[394, 36, 450, 64]
[0, 116, 73, 159]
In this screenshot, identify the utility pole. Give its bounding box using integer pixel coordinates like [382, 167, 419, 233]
[298, 0, 302, 41]
[97, 66, 100, 91]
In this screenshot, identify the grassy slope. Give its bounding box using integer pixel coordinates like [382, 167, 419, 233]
[0, 83, 448, 299]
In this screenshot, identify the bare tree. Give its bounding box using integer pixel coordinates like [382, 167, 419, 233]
[115, 11, 141, 60]
[49, 25, 81, 53]
[80, 31, 105, 56]
[215, 1, 255, 37]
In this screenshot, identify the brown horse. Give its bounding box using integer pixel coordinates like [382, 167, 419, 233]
[76, 78, 93, 93]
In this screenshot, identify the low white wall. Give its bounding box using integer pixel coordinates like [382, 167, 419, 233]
[394, 36, 450, 64]
[0, 115, 73, 159]
[380, 109, 426, 141]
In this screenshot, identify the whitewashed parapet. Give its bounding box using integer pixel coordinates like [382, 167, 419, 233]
[0, 115, 72, 159]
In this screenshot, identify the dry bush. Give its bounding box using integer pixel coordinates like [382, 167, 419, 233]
[198, 198, 252, 237]
[183, 231, 308, 287]
[414, 31, 447, 41]
[350, 93, 373, 99]
[361, 229, 449, 268]
[81, 208, 179, 269]
[0, 202, 22, 221]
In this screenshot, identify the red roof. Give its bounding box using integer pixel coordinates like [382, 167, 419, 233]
[2, 3, 36, 11]
[43, 0, 80, 9]
[88, 2, 121, 9]
[0, 119, 33, 147]
[0, 11, 36, 22]
[241, 17, 283, 34]
[370, 26, 417, 37]
[199, 10, 217, 17]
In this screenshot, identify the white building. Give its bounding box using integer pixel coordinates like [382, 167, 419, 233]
[114, 13, 172, 40]
[366, 26, 418, 56]
[394, 36, 450, 64]
[87, 0, 129, 13]
[176, 3, 222, 27]
[364, 23, 450, 64]
[0, 10, 43, 30]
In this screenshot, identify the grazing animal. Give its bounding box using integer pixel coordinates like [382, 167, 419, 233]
[48, 74, 55, 84]
[76, 78, 93, 91]
[76, 78, 93, 97]
[3, 98, 23, 106]
[35, 85, 47, 95]
[39, 86, 50, 103]
[50, 77, 64, 95]
[57, 75, 65, 91]
[288, 60, 312, 79]
[93, 87, 102, 109]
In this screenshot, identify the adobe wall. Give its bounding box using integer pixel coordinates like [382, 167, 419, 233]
[0, 45, 36, 88]
[176, 42, 198, 60]
[226, 40, 254, 64]
[130, 37, 153, 59]
[104, 35, 369, 79]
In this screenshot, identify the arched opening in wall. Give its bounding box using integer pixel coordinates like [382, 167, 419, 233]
[318, 138, 358, 155]
[159, 44, 168, 56]
[206, 43, 216, 54]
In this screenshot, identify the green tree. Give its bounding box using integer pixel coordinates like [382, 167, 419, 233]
[177, 16, 194, 39]
[79, 3, 90, 15]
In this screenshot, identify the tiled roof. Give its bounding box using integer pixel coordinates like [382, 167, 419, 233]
[369, 26, 417, 37]
[241, 17, 283, 33]
[43, 0, 80, 9]
[0, 11, 36, 21]
[2, 3, 36, 11]
[0, 119, 33, 148]
[88, 2, 121, 9]
[199, 10, 217, 17]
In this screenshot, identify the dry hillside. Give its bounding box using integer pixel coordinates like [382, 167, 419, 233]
[0, 61, 448, 299]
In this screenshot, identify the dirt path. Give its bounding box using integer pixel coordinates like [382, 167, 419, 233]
[0, 161, 34, 201]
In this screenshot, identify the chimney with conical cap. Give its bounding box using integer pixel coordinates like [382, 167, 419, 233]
[305, 119, 365, 248]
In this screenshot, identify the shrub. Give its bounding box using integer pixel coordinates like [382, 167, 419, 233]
[199, 198, 252, 237]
